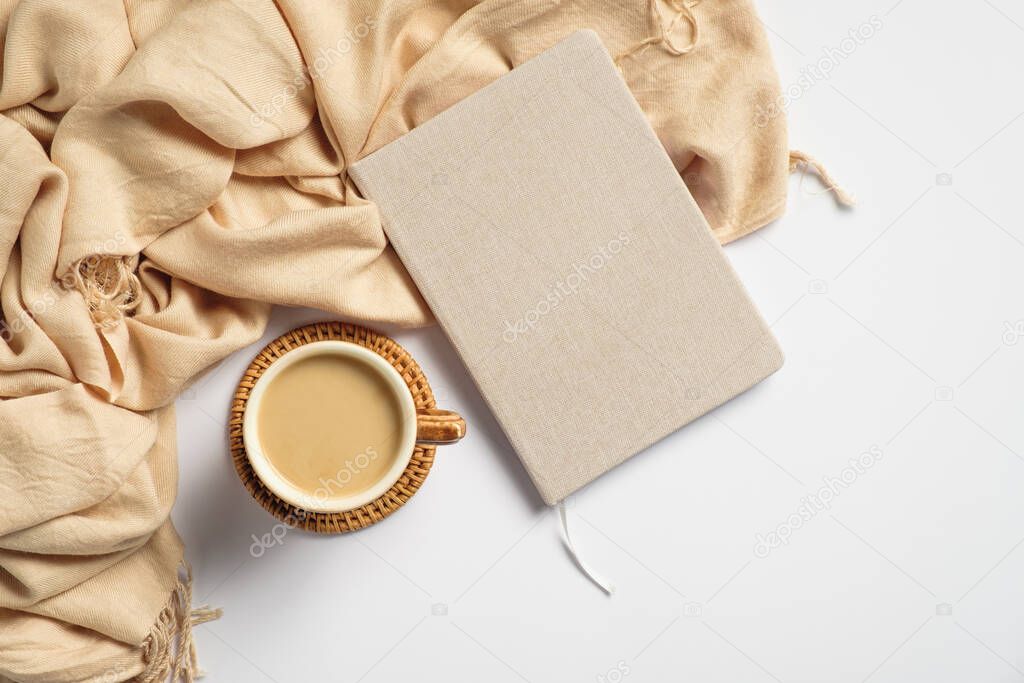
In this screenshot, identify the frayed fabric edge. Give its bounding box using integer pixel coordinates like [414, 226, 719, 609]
[133, 563, 221, 683]
[63, 255, 141, 329]
[789, 149, 856, 207]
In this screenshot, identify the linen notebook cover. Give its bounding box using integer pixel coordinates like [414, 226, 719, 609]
[349, 30, 784, 505]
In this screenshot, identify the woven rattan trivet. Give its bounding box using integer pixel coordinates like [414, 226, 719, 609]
[229, 321, 437, 533]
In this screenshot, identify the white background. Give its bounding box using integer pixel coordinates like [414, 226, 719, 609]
[173, 1, 1024, 680]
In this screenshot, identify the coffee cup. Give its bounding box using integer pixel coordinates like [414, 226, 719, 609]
[242, 340, 465, 513]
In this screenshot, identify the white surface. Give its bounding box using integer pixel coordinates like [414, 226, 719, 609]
[173, 2, 1024, 680]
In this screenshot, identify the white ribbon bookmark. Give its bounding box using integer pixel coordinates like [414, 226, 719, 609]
[557, 502, 616, 595]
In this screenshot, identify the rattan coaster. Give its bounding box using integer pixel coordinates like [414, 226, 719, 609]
[229, 321, 437, 533]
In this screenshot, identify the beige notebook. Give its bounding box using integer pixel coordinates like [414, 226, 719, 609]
[349, 30, 783, 505]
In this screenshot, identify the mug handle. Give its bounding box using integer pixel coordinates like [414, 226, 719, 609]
[416, 408, 467, 445]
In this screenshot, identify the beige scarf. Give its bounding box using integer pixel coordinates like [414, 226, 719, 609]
[0, 1, 833, 680]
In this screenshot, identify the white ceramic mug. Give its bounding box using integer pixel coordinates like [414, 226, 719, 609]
[243, 340, 465, 513]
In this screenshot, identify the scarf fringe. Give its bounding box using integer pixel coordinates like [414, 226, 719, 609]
[614, 0, 701, 66]
[63, 254, 141, 328]
[789, 149, 856, 207]
[134, 563, 221, 683]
